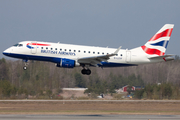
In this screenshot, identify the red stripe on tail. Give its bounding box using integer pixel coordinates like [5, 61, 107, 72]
[149, 28, 173, 42]
[141, 45, 165, 56]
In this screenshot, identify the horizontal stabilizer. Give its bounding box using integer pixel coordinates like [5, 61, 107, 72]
[164, 57, 174, 61]
[148, 54, 174, 61]
[148, 54, 174, 59]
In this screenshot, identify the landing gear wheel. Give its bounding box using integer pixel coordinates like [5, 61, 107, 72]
[86, 69, 91, 75]
[81, 69, 86, 75]
[23, 66, 27, 70]
[81, 69, 91, 75]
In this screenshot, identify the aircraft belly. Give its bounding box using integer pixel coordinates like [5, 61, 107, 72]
[99, 62, 137, 67]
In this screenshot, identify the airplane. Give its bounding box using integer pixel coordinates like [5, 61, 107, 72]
[3, 24, 174, 75]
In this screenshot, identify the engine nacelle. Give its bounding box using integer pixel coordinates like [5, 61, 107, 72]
[56, 58, 79, 68]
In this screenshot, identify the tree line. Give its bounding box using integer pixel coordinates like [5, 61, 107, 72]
[134, 83, 180, 99]
[0, 56, 180, 99]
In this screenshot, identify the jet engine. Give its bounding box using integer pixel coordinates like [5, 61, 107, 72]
[56, 58, 79, 68]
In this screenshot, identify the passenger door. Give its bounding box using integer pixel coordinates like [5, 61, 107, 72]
[31, 42, 37, 54]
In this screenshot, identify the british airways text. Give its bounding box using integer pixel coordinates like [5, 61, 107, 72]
[41, 50, 76, 56]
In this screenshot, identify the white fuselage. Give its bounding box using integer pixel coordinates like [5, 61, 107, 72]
[3, 41, 161, 68]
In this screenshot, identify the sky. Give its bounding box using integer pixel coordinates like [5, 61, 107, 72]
[0, 0, 180, 59]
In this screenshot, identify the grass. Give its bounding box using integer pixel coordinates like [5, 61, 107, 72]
[0, 100, 180, 115]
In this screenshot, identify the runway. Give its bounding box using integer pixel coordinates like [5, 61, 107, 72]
[0, 114, 180, 120]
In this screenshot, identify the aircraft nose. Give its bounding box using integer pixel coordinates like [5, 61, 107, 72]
[2, 48, 11, 56]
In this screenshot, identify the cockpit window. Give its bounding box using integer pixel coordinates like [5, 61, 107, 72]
[13, 44, 23, 47]
[19, 44, 23, 47]
[13, 44, 19, 47]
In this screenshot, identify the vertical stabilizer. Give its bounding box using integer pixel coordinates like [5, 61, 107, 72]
[141, 24, 174, 56]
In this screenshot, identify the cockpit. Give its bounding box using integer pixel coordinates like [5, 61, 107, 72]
[13, 43, 23, 47]
[3, 43, 25, 58]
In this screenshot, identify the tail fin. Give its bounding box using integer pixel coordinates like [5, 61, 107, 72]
[141, 24, 174, 56]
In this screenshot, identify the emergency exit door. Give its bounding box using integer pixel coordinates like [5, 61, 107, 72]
[126, 51, 131, 62]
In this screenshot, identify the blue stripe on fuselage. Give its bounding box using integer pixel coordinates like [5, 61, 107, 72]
[3, 52, 61, 63]
[2, 52, 137, 67]
[99, 62, 137, 67]
[26, 45, 34, 49]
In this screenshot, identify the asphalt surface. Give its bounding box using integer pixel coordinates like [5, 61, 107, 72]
[0, 114, 180, 120]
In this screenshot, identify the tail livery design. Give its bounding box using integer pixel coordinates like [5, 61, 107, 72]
[141, 24, 174, 56]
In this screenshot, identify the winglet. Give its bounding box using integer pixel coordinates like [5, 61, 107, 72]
[114, 46, 122, 55]
[106, 46, 122, 57]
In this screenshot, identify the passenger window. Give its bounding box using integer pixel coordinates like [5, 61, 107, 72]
[69, 49, 71, 52]
[93, 52, 95, 54]
[84, 51, 86, 53]
[55, 48, 57, 50]
[98, 52, 99, 54]
[78, 50, 80, 52]
[60, 49, 62, 51]
[102, 52, 104, 55]
[51, 48, 53, 50]
[65, 49, 66, 51]
[41, 47, 43, 49]
[120, 54, 123, 56]
[88, 51, 90, 53]
[74, 50, 76, 52]
[46, 47, 48, 49]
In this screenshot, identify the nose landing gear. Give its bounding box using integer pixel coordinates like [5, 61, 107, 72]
[23, 59, 28, 70]
[23, 66, 27, 70]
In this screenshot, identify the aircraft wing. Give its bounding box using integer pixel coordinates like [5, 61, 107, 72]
[77, 46, 122, 67]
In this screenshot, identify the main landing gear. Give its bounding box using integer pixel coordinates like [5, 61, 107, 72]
[81, 69, 91, 75]
[81, 65, 91, 75]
